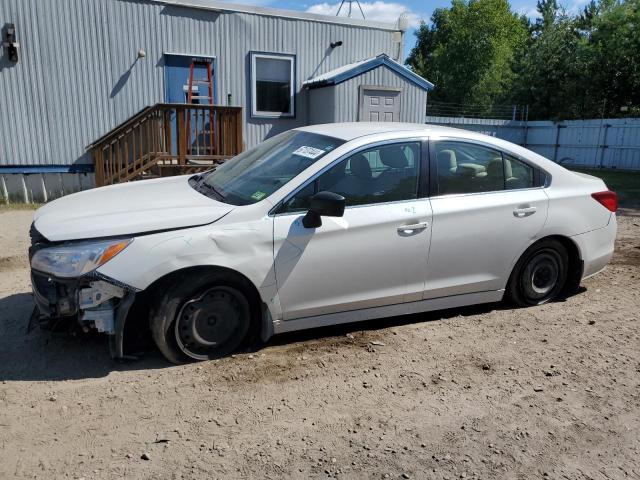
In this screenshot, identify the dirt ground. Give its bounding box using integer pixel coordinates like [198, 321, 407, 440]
[0, 208, 639, 480]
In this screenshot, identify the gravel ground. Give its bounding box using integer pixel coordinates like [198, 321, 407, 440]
[0, 208, 639, 480]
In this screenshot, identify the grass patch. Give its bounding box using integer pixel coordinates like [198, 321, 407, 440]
[0, 202, 42, 211]
[569, 167, 640, 208]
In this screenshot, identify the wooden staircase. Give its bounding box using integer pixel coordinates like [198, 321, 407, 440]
[89, 103, 243, 187]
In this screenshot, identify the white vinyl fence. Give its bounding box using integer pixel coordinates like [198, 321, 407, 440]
[425, 116, 640, 170]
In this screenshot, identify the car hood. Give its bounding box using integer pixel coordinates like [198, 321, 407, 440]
[33, 175, 234, 241]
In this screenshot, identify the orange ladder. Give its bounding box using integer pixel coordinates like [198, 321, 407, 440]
[185, 59, 215, 155]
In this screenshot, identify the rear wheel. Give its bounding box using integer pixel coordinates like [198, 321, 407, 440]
[507, 239, 568, 307]
[149, 272, 252, 364]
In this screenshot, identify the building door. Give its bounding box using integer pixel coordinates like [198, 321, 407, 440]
[164, 54, 216, 155]
[359, 86, 401, 122]
[164, 54, 216, 104]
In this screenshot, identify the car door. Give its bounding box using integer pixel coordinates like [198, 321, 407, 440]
[272, 140, 432, 321]
[424, 139, 549, 299]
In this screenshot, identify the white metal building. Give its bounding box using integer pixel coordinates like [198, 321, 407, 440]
[0, 0, 433, 202]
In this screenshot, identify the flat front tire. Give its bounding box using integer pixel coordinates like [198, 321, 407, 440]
[507, 239, 569, 307]
[149, 272, 252, 364]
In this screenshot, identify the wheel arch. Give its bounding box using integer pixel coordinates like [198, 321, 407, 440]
[546, 235, 583, 294]
[124, 265, 271, 355]
[508, 234, 583, 295]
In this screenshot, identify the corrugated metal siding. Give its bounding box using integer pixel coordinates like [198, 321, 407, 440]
[424, 116, 640, 170]
[0, 0, 399, 167]
[0, 172, 95, 203]
[308, 87, 336, 124]
[329, 66, 428, 123]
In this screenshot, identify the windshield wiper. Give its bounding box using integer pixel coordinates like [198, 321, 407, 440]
[195, 180, 226, 202]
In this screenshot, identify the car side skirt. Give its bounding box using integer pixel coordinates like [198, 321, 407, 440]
[272, 290, 505, 334]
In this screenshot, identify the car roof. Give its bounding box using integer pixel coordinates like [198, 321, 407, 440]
[294, 122, 470, 141]
[295, 122, 571, 180]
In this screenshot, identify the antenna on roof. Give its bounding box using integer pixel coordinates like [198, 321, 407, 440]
[336, 0, 366, 19]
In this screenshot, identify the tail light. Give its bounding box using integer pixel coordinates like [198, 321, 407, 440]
[591, 191, 618, 212]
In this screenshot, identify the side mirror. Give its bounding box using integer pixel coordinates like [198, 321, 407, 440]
[302, 191, 345, 228]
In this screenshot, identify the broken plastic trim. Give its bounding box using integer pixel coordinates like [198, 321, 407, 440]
[108, 292, 136, 361]
[86, 271, 140, 292]
[30, 268, 139, 360]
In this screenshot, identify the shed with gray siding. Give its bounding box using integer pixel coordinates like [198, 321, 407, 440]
[0, 0, 433, 202]
[305, 54, 433, 124]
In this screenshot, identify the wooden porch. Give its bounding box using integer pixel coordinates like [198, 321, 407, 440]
[89, 103, 243, 187]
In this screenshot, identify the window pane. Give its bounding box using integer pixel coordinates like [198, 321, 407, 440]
[504, 154, 535, 189]
[435, 141, 505, 195]
[317, 142, 420, 207]
[282, 181, 315, 213]
[255, 56, 292, 114]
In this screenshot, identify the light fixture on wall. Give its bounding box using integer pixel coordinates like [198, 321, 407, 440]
[3, 23, 19, 62]
[137, 49, 146, 59]
[330, 40, 343, 49]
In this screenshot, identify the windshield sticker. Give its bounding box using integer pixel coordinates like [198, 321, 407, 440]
[293, 146, 325, 159]
[251, 191, 267, 201]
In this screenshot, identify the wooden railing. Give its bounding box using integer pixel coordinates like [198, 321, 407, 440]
[89, 104, 243, 186]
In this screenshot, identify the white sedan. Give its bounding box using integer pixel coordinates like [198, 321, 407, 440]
[29, 123, 617, 363]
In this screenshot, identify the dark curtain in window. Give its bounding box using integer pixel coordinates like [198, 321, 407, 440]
[256, 81, 290, 113]
[255, 56, 292, 114]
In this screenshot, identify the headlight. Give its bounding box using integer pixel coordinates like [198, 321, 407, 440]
[31, 238, 133, 278]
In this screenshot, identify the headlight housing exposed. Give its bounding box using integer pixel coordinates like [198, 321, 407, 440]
[31, 238, 133, 278]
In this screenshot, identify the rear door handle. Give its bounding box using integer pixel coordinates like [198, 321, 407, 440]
[513, 206, 537, 218]
[398, 222, 429, 233]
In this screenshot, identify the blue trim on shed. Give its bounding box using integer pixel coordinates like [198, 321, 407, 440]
[305, 54, 434, 91]
[0, 165, 94, 174]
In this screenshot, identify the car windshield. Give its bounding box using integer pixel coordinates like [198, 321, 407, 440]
[193, 130, 345, 205]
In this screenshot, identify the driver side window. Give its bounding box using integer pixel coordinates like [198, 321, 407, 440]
[281, 142, 420, 212]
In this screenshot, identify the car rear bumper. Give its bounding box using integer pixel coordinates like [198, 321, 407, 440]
[572, 213, 617, 279]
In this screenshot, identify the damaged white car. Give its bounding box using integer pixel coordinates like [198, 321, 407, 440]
[29, 123, 617, 363]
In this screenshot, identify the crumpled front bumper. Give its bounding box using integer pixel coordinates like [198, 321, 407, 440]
[29, 223, 137, 359]
[30, 269, 137, 359]
[31, 271, 80, 322]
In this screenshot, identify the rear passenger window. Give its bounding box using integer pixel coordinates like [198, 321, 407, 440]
[434, 142, 542, 195]
[435, 141, 505, 195]
[504, 154, 535, 190]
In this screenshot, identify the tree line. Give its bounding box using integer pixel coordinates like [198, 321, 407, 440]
[406, 0, 640, 120]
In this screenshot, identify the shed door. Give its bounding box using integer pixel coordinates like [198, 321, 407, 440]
[360, 87, 401, 122]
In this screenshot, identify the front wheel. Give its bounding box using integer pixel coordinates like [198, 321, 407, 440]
[507, 239, 569, 307]
[149, 273, 252, 364]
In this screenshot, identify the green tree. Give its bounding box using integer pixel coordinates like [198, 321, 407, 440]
[515, 0, 640, 119]
[512, 13, 592, 119]
[406, 0, 529, 113]
[587, 0, 640, 117]
[408, 0, 640, 119]
[535, 0, 559, 31]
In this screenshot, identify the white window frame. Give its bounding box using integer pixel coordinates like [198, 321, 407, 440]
[250, 52, 295, 118]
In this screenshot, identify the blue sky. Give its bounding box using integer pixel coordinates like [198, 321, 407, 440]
[222, 0, 589, 60]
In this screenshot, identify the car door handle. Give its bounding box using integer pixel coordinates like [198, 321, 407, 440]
[513, 206, 537, 218]
[397, 222, 429, 233]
